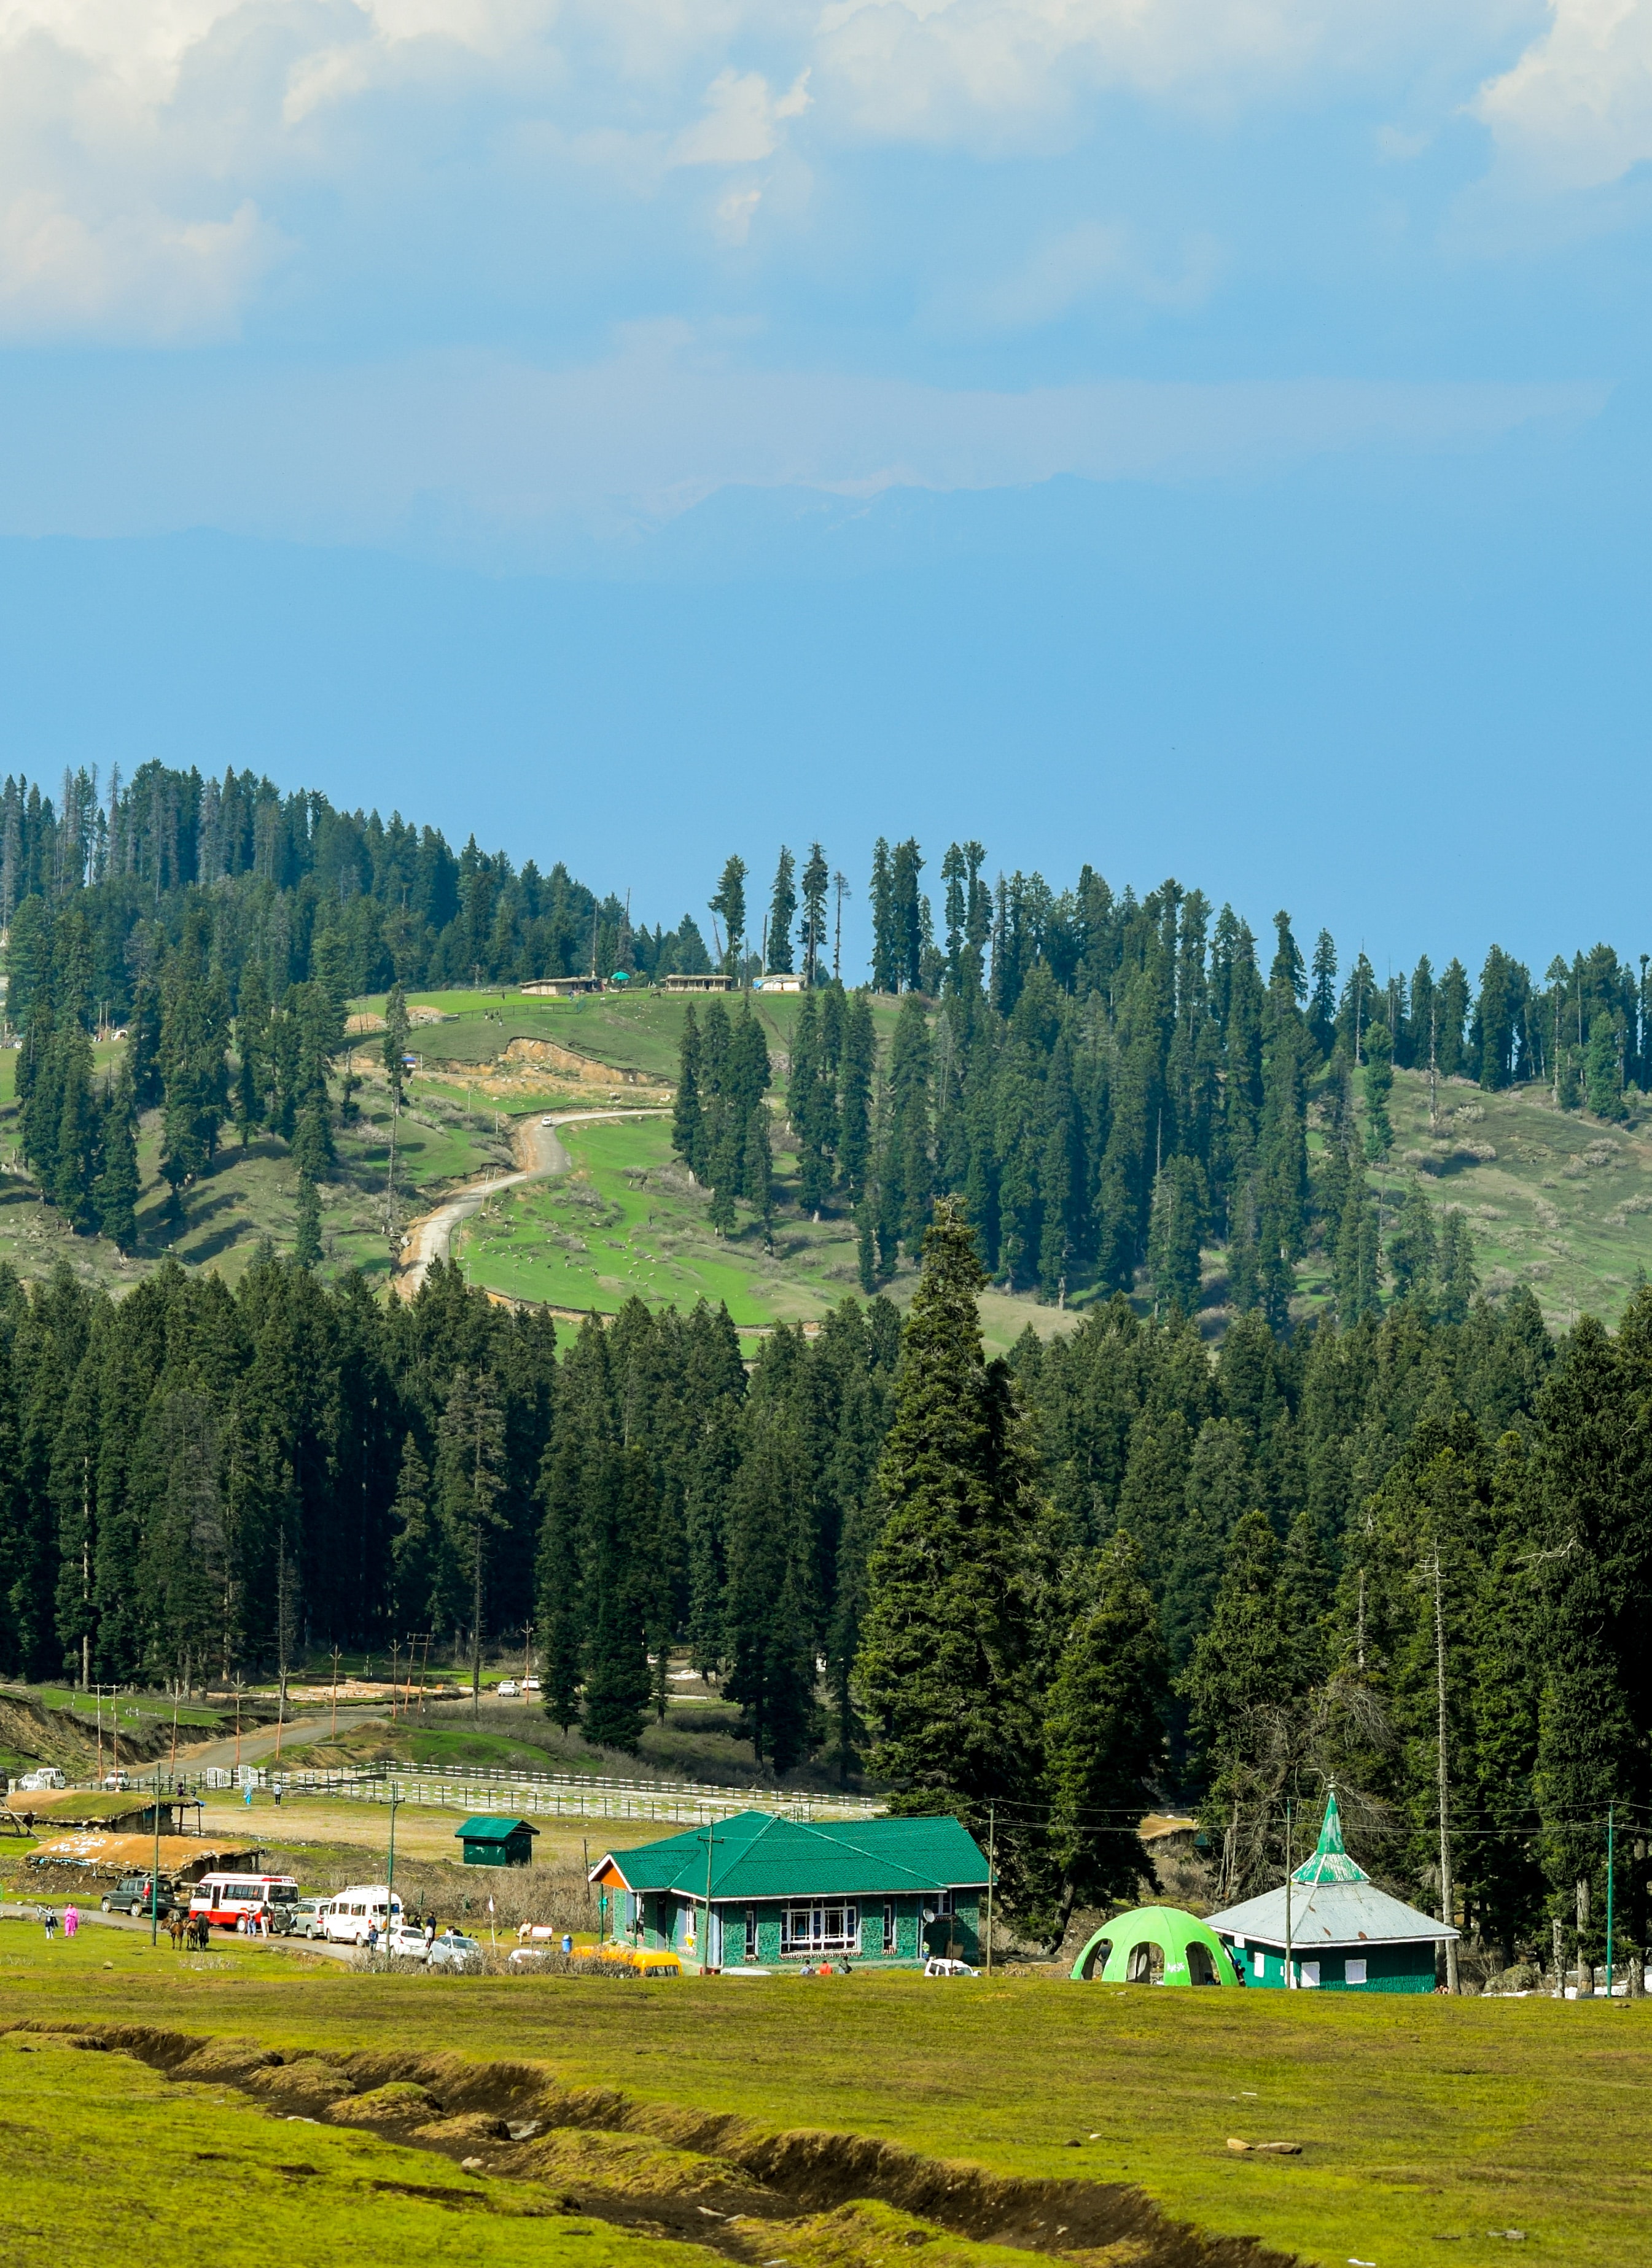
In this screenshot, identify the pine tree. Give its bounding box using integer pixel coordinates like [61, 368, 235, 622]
[854, 1198, 1045, 1892]
[724, 1338, 820, 1770]
[800, 843, 830, 985]
[383, 981, 410, 1104]
[1436, 959, 1471, 1079]
[389, 1434, 454, 1635]
[437, 1365, 508, 1713]
[837, 989, 875, 1202]
[709, 855, 747, 977]
[1438, 1208, 1479, 1324]
[1586, 1014, 1624, 1120]
[869, 839, 897, 993]
[1362, 1017, 1394, 1161]
[582, 1443, 653, 1752]
[294, 1175, 322, 1266]
[672, 1005, 705, 1178]
[53, 1023, 99, 1233]
[1043, 1533, 1167, 1923]
[1308, 930, 1338, 1059]
[93, 1063, 141, 1252]
[791, 991, 835, 1216]
[765, 847, 797, 973]
[1389, 1186, 1438, 1307]
[1181, 1509, 1288, 1887]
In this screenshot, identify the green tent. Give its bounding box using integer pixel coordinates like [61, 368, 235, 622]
[1070, 1903, 1239, 1987]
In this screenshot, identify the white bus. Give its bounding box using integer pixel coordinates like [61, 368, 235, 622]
[189, 1873, 300, 1930]
[321, 1884, 405, 1945]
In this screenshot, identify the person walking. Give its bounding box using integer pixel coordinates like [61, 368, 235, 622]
[63, 1904, 79, 1940]
[43, 1909, 57, 1943]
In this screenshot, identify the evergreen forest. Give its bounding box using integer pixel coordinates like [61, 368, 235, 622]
[1, 764, 1650, 1977]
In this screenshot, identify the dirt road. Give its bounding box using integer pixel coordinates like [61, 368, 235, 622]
[395, 1107, 669, 1299]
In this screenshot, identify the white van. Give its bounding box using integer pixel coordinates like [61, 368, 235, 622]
[321, 1885, 405, 1945]
[17, 1767, 66, 1792]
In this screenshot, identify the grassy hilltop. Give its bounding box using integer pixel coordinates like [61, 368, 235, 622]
[4, 982, 1652, 1345]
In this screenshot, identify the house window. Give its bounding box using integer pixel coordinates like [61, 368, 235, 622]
[1345, 1958, 1367, 1985]
[1299, 1961, 1320, 1988]
[1253, 1949, 1266, 1978]
[780, 1903, 860, 1956]
[745, 1906, 758, 1963]
[933, 1890, 954, 1916]
[882, 1901, 896, 1953]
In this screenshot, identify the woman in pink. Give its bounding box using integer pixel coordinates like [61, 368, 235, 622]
[63, 1906, 79, 1939]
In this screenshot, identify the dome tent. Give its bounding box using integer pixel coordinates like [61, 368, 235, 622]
[1204, 1789, 1457, 1992]
[1069, 1903, 1239, 1987]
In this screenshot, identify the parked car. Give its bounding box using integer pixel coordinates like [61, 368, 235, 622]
[320, 1885, 404, 1946]
[102, 1772, 132, 1792]
[17, 1768, 66, 1792]
[278, 1898, 330, 1940]
[101, 1876, 176, 1919]
[495, 1679, 520, 1698]
[508, 1946, 552, 1968]
[384, 1921, 432, 1961]
[427, 1930, 485, 1973]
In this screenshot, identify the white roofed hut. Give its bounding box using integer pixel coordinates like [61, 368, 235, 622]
[1205, 1791, 1458, 1993]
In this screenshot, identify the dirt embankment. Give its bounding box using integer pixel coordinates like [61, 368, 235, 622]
[10, 2022, 1299, 2268]
[0, 1692, 177, 1775]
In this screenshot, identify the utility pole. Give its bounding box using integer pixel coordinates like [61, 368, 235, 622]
[699, 1823, 725, 1972]
[1432, 1542, 1459, 1993]
[1284, 1799, 1294, 1989]
[386, 1782, 400, 1951]
[1606, 1804, 1616, 2002]
[984, 1804, 996, 1978]
[150, 1760, 163, 1959]
[833, 872, 849, 984]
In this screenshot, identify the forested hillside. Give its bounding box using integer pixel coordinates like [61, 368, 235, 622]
[1, 764, 1650, 1979]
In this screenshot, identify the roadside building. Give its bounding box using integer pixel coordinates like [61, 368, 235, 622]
[754, 974, 805, 992]
[1205, 1791, 1457, 1992]
[660, 973, 736, 994]
[589, 1809, 991, 1971]
[521, 976, 603, 996]
[456, 1815, 539, 1868]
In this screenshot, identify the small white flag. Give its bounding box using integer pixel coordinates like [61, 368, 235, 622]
[488, 1897, 495, 1912]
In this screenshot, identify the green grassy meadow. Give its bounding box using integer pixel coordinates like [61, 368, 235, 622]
[1344, 1067, 1652, 1332]
[1, 1919, 1646, 2268]
[6, 980, 1652, 1348]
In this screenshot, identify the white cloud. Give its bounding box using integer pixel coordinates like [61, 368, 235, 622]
[1476, 0, 1652, 188]
[0, 193, 276, 340]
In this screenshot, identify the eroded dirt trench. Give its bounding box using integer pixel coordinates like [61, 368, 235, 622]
[7, 2021, 1296, 2268]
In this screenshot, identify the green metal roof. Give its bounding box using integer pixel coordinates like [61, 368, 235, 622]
[454, 1816, 539, 1843]
[596, 1811, 991, 1902]
[1291, 1790, 1367, 1885]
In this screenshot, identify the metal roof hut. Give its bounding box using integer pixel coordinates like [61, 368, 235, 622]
[1070, 1903, 1239, 1987]
[456, 1816, 539, 1868]
[1205, 1790, 1459, 1992]
[590, 1809, 992, 1972]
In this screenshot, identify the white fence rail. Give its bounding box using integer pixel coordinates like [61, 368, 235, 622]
[182, 1760, 884, 1828]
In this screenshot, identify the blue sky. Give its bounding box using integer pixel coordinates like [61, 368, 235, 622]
[4, 1, 1651, 982]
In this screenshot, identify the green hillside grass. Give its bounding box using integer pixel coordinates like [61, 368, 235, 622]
[452, 1114, 1082, 1358]
[1342, 1066, 1652, 1332]
[5, 983, 1652, 1345]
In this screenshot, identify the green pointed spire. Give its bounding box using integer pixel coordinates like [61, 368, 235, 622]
[1292, 1788, 1369, 1885]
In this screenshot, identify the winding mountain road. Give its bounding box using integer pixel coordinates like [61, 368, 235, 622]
[394, 1107, 670, 1299]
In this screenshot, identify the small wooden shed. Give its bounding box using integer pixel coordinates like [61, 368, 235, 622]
[456, 1815, 539, 1868]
